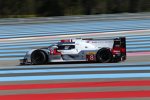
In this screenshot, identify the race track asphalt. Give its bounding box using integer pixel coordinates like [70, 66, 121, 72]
[0, 55, 150, 100]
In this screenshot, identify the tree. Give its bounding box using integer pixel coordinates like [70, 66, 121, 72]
[81, 0, 97, 15]
[0, 0, 150, 18]
[128, 0, 141, 13]
[36, 0, 63, 16]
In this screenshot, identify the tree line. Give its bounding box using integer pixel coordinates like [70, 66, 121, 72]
[0, 0, 149, 18]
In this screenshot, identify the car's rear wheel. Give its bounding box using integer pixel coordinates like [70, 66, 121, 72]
[96, 48, 113, 63]
[31, 50, 47, 65]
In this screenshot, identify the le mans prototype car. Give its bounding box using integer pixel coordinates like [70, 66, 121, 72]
[20, 37, 126, 65]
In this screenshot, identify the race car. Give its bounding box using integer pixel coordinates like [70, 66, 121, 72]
[20, 37, 126, 65]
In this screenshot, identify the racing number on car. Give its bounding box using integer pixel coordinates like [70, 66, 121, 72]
[89, 55, 94, 60]
[86, 54, 95, 61]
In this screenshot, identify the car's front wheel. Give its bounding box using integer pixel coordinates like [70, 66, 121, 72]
[31, 50, 47, 65]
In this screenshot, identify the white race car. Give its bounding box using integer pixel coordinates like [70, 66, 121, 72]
[20, 37, 126, 65]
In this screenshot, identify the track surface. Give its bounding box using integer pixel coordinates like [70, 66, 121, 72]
[0, 15, 150, 99]
[0, 61, 150, 100]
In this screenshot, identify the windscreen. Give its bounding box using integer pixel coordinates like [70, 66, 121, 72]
[58, 45, 75, 50]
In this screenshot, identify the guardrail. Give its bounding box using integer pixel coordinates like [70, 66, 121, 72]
[0, 13, 150, 25]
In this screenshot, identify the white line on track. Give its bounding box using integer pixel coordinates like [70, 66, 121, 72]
[0, 29, 150, 42]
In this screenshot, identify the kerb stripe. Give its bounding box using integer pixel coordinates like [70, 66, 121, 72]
[0, 80, 150, 90]
[0, 90, 150, 99]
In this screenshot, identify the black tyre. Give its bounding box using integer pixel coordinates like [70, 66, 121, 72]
[96, 48, 113, 63]
[31, 50, 47, 65]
